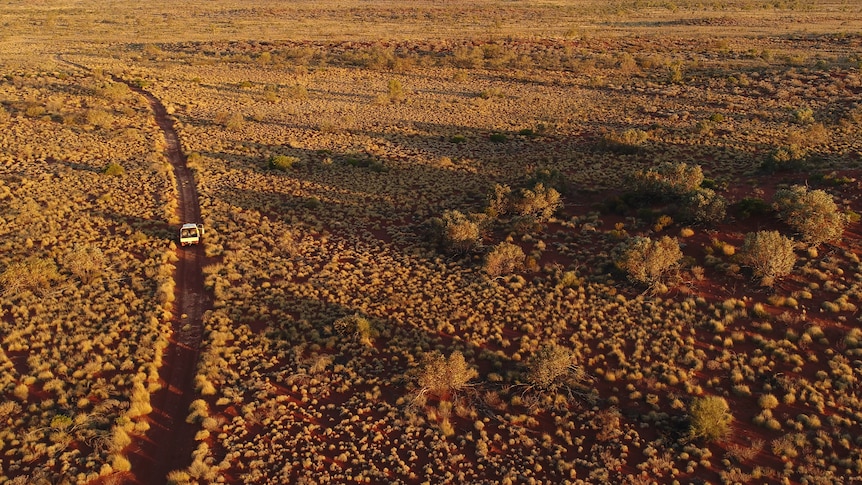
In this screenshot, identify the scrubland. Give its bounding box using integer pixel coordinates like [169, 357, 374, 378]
[2, 1, 862, 484]
[0, 59, 180, 482]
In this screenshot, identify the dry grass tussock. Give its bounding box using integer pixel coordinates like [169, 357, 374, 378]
[2, 1, 862, 484]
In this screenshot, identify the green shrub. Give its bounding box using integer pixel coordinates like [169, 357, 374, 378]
[774, 185, 846, 245]
[632, 162, 704, 199]
[103, 162, 125, 176]
[733, 197, 771, 219]
[681, 188, 727, 224]
[793, 106, 815, 124]
[268, 154, 299, 171]
[602, 128, 649, 154]
[489, 132, 508, 143]
[689, 395, 733, 442]
[334, 313, 377, 346]
[484, 242, 525, 277]
[740, 231, 797, 286]
[762, 144, 807, 172]
[615, 235, 683, 287]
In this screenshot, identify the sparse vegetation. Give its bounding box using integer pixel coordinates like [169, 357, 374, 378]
[3, 3, 862, 484]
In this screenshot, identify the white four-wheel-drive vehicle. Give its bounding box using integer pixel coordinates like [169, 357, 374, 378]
[179, 223, 205, 246]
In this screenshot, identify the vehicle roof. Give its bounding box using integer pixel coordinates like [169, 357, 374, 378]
[180, 223, 200, 229]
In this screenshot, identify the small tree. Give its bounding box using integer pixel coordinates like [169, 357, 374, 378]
[689, 395, 733, 442]
[414, 351, 478, 400]
[774, 185, 845, 246]
[484, 242, 525, 277]
[514, 183, 561, 222]
[525, 344, 585, 396]
[615, 235, 683, 288]
[434, 210, 481, 253]
[486, 183, 512, 219]
[66, 245, 107, 285]
[740, 231, 796, 286]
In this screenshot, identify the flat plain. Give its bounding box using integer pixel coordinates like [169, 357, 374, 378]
[1, 1, 862, 484]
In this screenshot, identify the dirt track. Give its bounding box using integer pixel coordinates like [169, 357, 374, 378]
[123, 81, 209, 484]
[54, 56, 209, 485]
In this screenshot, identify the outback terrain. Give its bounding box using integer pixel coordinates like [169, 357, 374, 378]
[1, 1, 862, 484]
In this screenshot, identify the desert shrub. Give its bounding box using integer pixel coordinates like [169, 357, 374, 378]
[602, 128, 649, 154]
[215, 111, 244, 131]
[486, 183, 512, 218]
[525, 345, 585, 396]
[773, 185, 846, 245]
[689, 395, 733, 442]
[615, 235, 682, 287]
[414, 351, 478, 399]
[680, 188, 727, 224]
[283, 83, 308, 99]
[268, 154, 299, 171]
[759, 394, 780, 410]
[513, 183, 561, 222]
[484, 242, 525, 277]
[98, 82, 131, 101]
[740, 231, 797, 286]
[762, 144, 808, 172]
[103, 162, 125, 176]
[387, 78, 405, 103]
[1, 257, 61, 298]
[334, 313, 376, 346]
[793, 106, 815, 124]
[432, 210, 481, 253]
[66, 245, 107, 284]
[85, 108, 112, 128]
[632, 162, 704, 199]
[186, 152, 203, 170]
[733, 197, 771, 219]
[489, 132, 507, 143]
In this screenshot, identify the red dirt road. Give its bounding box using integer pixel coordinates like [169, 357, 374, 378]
[126, 82, 210, 484]
[57, 55, 210, 485]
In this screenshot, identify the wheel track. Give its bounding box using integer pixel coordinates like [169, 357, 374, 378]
[57, 57, 209, 485]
